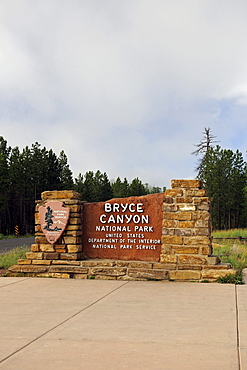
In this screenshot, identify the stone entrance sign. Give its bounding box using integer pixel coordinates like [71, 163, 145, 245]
[39, 201, 70, 244]
[9, 180, 237, 282]
[83, 193, 164, 261]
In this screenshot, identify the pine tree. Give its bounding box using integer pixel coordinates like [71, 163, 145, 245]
[45, 149, 62, 191]
[198, 146, 247, 229]
[58, 150, 74, 190]
[74, 173, 84, 195]
[0, 137, 74, 235]
[111, 177, 130, 198]
[149, 186, 162, 194]
[129, 177, 148, 196]
[0, 137, 10, 234]
[121, 178, 130, 197]
[83, 171, 98, 201]
[100, 172, 113, 201]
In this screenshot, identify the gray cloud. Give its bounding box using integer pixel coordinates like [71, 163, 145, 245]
[1, 0, 247, 188]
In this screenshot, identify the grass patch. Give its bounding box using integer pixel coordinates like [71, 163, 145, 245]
[212, 229, 247, 284]
[0, 234, 16, 240]
[213, 228, 247, 239]
[0, 245, 30, 269]
[217, 272, 244, 285]
[212, 240, 247, 270]
[0, 234, 33, 240]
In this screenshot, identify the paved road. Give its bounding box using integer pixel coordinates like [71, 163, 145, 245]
[0, 237, 34, 254]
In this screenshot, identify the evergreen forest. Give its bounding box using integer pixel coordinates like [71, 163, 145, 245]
[1, 129, 247, 235]
[0, 136, 163, 235]
[194, 128, 247, 230]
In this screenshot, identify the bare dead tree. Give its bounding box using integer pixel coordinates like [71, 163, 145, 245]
[192, 127, 220, 176]
[192, 127, 219, 156]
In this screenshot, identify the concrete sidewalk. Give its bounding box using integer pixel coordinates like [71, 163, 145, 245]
[0, 278, 246, 370]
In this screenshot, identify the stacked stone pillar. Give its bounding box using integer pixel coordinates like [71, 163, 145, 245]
[32, 190, 83, 260]
[161, 180, 230, 281]
[14, 190, 84, 277]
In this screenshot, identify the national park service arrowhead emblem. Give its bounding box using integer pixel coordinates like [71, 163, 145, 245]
[39, 201, 70, 244]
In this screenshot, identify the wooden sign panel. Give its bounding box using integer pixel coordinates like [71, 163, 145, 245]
[83, 193, 164, 261]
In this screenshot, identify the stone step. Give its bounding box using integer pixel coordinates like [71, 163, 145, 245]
[7, 258, 237, 282]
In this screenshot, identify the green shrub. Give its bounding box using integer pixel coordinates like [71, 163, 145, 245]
[213, 243, 247, 270]
[0, 245, 30, 269]
[212, 228, 247, 271]
[212, 229, 247, 284]
[217, 272, 244, 285]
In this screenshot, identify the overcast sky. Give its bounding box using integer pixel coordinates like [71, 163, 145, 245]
[1, 0, 247, 189]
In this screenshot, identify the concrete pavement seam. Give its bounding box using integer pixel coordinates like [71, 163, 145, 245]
[235, 285, 241, 370]
[0, 280, 129, 365]
[0, 278, 30, 289]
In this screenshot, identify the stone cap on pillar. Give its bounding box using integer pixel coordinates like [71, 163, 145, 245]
[171, 180, 203, 189]
[41, 190, 81, 200]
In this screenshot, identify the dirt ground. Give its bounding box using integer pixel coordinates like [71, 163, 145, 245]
[0, 268, 8, 277]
